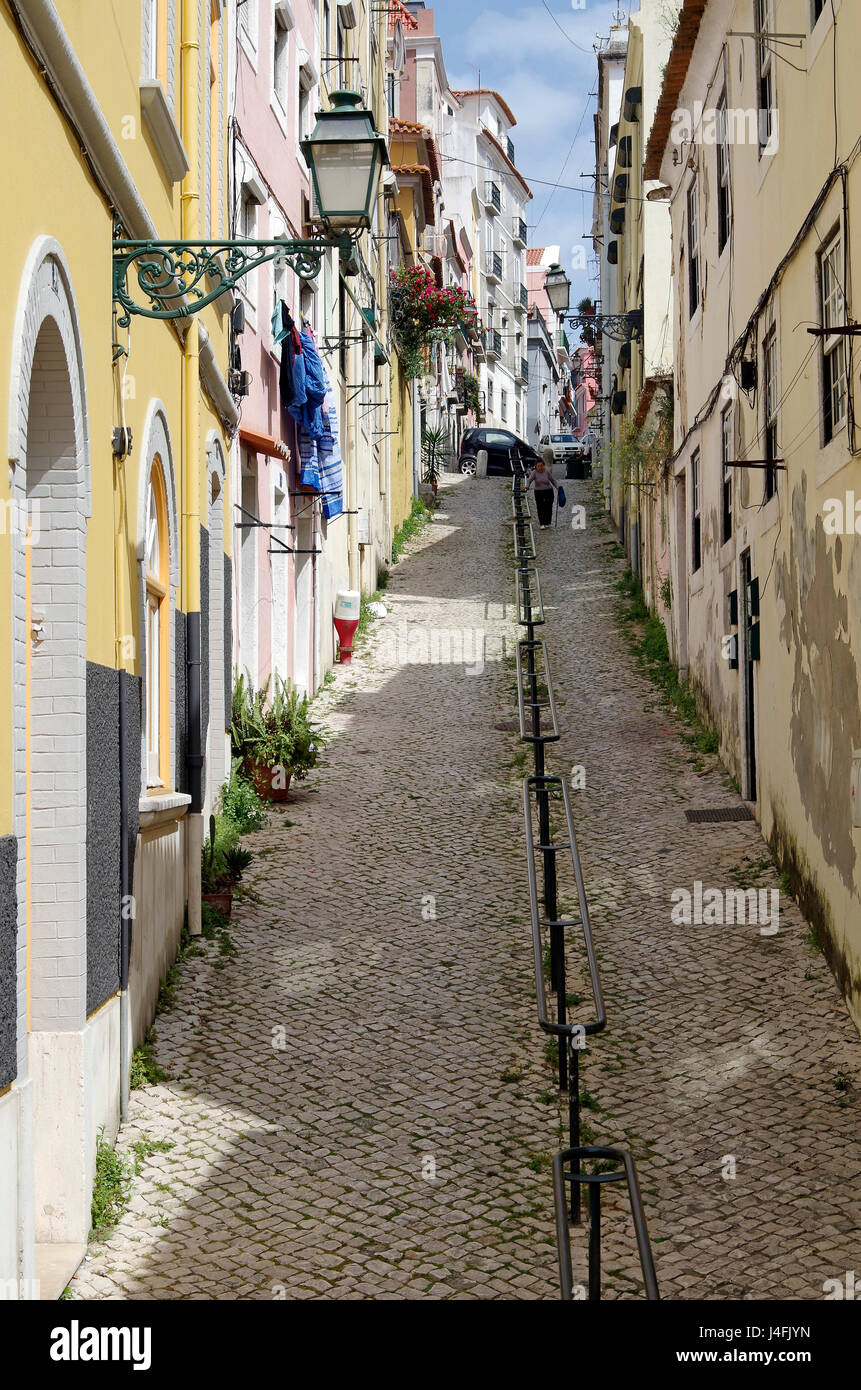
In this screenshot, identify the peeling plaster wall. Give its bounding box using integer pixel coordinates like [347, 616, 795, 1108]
[663, 0, 861, 1032]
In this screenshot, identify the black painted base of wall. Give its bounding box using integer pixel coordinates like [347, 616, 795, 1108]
[0, 835, 17, 1089]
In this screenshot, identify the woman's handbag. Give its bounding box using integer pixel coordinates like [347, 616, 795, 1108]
[557, 486, 567, 508]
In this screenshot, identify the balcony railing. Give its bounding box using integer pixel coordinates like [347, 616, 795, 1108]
[514, 282, 526, 314]
[485, 251, 503, 283]
[485, 328, 502, 358]
[507, 135, 516, 164]
[520, 283, 529, 310]
[484, 181, 501, 214]
[513, 216, 528, 247]
[520, 357, 529, 383]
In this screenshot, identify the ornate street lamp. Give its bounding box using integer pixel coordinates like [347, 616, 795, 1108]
[113, 91, 389, 325]
[543, 262, 643, 345]
[301, 91, 389, 233]
[544, 263, 572, 316]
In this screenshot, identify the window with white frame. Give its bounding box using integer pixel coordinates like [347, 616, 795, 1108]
[755, 0, 775, 156]
[717, 92, 732, 255]
[299, 62, 315, 144]
[500, 389, 508, 423]
[721, 404, 733, 544]
[273, 6, 292, 115]
[240, 187, 259, 314]
[240, 0, 258, 45]
[687, 181, 700, 319]
[691, 449, 702, 572]
[763, 326, 779, 500]
[821, 233, 847, 443]
[144, 0, 160, 81]
[145, 462, 170, 787]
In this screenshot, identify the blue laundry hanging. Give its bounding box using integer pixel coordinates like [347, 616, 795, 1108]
[288, 330, 327, 441]
[297, 365, 343, 521]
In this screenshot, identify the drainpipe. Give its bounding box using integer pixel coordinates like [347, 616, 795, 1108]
[182, 0, 203, 935]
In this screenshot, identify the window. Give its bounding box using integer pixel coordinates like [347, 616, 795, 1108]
[687, 181, 700, 318]
[821, 232, 847, 443]
[691, 450, 702, 572]
[763, 326, 779, 500]
[337, 15, 347, 90]
[144, 0, 168, 85]
[717, 92, 732, 254]
[145, 463, 170, 787]
[299, 63, 314, 144]
[240, 0, 258, 45]
[500, 390, 508, 424]
[721, 406, 733, 544]
[144, 0, 159, 81]
[487, 377, 494, 411]
[755, 0, 775, 156]
[240, 189, 258, 311]
[273, 8, 291, 114]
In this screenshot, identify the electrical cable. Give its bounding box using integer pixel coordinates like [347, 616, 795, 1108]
[540, 0, 592, 54]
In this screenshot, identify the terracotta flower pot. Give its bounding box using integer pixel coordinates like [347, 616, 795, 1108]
[202, 889, 233, 917]
[245, 757, 292, 803]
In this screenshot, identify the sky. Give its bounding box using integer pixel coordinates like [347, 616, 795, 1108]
[422, 0, 630, 305]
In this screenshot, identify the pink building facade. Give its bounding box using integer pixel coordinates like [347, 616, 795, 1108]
[231, 0, 323, 699]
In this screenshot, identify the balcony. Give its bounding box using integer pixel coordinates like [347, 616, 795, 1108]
[520, 283, 529, 310]
[485, 251, 503, 284]
[512, 216, 528, 248]
[507, 135, 516, 164]
[520, 357, 529, 384]
[485, 329, 502, 360]
[484, 181, 502, 215]
[513, 283, 527, 316]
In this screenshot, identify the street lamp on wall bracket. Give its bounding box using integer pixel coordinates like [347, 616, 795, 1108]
[542, 263, 643, 344]
[112, 91, 388, 326]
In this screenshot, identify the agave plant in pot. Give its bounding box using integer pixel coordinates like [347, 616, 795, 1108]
[201, 816, 253, 917]
[231, 672, 324, 803]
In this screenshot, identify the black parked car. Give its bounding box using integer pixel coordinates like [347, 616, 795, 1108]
[458, 428, 540, 477]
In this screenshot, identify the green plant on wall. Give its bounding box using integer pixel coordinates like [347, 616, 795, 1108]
[460, 370, 481, 416]
[608, 386, 674, 496]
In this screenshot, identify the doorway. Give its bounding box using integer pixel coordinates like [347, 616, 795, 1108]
[740, 548, 758, 801]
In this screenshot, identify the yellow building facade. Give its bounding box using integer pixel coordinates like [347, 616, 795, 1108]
[0, 0, 235, 1295]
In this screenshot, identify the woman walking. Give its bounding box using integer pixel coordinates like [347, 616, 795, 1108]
[525, 448, 559, 529]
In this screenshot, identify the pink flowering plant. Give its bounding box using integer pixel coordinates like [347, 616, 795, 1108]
[390, 263, 480, 379]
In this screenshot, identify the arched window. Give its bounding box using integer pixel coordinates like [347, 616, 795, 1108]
[145, 460, 170, 786]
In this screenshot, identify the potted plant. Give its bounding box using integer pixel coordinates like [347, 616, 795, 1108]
[421, 424, 448, 499]
[201, 815, 234, 916]
[231, 673, 324, 803]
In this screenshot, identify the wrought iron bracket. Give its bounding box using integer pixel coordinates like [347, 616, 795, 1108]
[563, 310, 643, 342]
[112, 225, 348, 325]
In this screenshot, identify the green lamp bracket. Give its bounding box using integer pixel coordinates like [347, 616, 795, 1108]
[112, 222, 350, 325]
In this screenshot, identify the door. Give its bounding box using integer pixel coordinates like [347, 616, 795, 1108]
[741, 549, 758, 801]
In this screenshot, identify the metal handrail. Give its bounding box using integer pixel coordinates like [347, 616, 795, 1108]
[523, 775, 606, 1040]
[516, 568, 545, 628]
[513, 521, 537, 562]
[552, 1147, 660, 1301]
[515, 641, 560, 744]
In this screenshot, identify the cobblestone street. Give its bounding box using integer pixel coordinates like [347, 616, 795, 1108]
[71, 475, 861, 1301]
